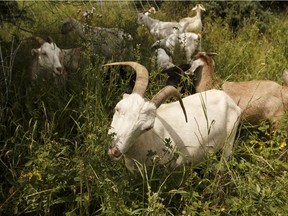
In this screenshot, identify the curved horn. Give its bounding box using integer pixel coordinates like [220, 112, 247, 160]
[195, 52, 217, 59]
[206, 52, 218, 56]
[151, 85, 188, 122]
[34, 36, 46, 45]
[103, 61, 149, 96]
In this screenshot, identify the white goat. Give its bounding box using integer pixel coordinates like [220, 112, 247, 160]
[31, 37, 65, 80]
[31, 36, 82, 81]
[104, 61, 242, 173]
[186, 52, 288, 126]
[137, 12, 185, 40]
[152, 32, 201, 63]
[61, 17, 133, 60]
[179, 4, 206, 33]
[155, 48, 175, 70]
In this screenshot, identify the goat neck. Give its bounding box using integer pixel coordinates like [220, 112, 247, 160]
[191, 53, 218, 92]
[138, 13, 158, 29]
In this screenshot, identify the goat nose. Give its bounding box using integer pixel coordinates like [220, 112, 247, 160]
[108, 145, 122, 160]
[56, 67, 63, 74]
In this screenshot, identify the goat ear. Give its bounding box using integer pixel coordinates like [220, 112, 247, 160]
[31, 48, 40, 56]
[151, 41, 159, 49]
[141, 119, 154, 131]
[188, 59, 204, 74]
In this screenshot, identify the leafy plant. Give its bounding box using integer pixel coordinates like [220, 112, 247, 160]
[0, 1, 287, 215]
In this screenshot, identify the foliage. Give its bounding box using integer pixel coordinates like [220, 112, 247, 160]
[0, 1, 287, 215]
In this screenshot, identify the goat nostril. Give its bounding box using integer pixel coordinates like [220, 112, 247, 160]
[108, 146, 122, 159]
[56, 67, 62, 73]
[111, 147, 121, 157]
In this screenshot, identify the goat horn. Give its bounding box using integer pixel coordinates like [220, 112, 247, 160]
[34, 36, 46, 45]
[151, 85, 188, 122]
[197, 52, 217, 57]
[103, 61, 149, 97]
[206, 52, 218, 56]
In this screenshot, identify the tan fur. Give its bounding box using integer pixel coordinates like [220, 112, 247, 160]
[190, 53, 288, 126]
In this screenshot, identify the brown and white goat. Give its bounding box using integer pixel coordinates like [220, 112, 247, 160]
[187, 52, 288, 126]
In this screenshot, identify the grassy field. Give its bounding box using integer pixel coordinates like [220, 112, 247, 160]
[0, 1, 287, 215]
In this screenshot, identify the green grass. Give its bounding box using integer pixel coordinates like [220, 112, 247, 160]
[0, 1, 287, 215]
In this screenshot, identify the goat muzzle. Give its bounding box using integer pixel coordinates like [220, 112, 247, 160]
[55, 67, 64, 75]
[108, 145, 122, 160]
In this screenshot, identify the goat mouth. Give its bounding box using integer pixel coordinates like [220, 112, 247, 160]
[108, 146, 123, 160]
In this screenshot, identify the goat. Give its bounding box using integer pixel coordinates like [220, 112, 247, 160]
[184, 52, 288, 126]
[179, 4, 206, 34]
[31, 36, 82, 82]
[155, 48, 175, 70]
[137, 12, 185, 40]
[152, 32, 201, 63]
[31, 36, 66, 81]
[61, 17, 133, 60]
[104, 61, 242, 173]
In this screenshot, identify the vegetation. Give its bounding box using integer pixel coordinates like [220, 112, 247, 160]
[0, 1, 287, 215]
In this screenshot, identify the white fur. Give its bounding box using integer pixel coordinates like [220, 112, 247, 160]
[137, 12, 185, 40]
[152, 32, 200, 63]
[31, 42, 62, 76]
[179, 4, 206, 33]
[108, 90, 242, 172]
[155, 48, 175, 70]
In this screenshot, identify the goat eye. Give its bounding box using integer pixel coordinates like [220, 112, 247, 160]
[145, 126, 153, 131]
[42, 52, 47, 56]
[115, 107, 119, 112]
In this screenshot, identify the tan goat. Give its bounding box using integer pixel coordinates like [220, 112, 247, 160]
[186, 52, 288, 126]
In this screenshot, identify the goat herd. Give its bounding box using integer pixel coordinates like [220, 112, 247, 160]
[30, 4, 288, 173]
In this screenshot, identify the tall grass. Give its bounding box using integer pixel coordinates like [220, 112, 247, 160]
[0, 1, 287, 215]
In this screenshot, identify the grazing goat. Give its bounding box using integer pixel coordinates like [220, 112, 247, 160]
[185, 52, 288, 126]
[31, 36, 82, 81]
[155, 48, 175, 70]
[137, 12, 185, 40]
[104, 61, 242, 173]
[61, 17, 133, 60]
[152, 32, 201, 63]
[179, 4, 206, 33]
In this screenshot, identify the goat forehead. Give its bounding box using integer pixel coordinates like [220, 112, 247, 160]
[117, 94, 147, 113]
[41, 43, 60, 52]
